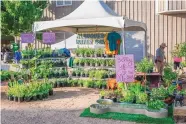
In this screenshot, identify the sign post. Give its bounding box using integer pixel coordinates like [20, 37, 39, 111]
[115, 54, 135, 83]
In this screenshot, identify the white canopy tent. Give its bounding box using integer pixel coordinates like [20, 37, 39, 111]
[33, 0, 147, 54]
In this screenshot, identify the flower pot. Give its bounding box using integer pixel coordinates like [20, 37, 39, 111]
[14, 96, 18, 102]
[37, 94, 43, 100]
[24, 97, 32, 102]
[33, 96, 37, 101]
[112, 98, 117, 102]
[8, 96, 14, 101]
[57, 83, 61, 88]
[18, 97, 24, 102]
[53, 82, 57, 88]
[49, 90, 53, 96]
[101, 96, 104, 99]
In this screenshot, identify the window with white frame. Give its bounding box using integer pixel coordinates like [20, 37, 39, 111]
[56, 0, 72, 7]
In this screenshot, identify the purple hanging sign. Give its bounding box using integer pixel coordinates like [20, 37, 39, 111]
[115, 54, 135, 83]
[21, 33, 35, 43]
[42, 32, 55, 44]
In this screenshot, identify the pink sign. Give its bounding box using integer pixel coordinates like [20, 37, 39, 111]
[42, 32, 55, 44]
[21, 33, 35, 43]
[115, 55, 135, 83]
[174, 57, 182, 62]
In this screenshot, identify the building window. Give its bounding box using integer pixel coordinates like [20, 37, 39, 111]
[56, 0, 72, 7]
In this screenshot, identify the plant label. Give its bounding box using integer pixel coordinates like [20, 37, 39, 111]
[116, 55, 135, 83]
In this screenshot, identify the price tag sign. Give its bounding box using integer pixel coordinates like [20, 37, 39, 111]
[115, 55, 135, 83]
[21, 33, 35, 43]
[43, 32, 55, 44]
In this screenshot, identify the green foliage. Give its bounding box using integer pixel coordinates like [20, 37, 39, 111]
[1, 1, 48, 37]
[121, 90, 135, 103]
[100, 90, 106, 96]
[151, 86, 168, 100]
[163, 65, 178, 86]
[146, 99, 165, 110]
[171, 43, 186, 57]
[136, 92, 148, 104]
[136, 58, 153, 73]
[167, 85, 176, 95]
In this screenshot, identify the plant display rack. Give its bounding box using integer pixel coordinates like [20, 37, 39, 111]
[90, 99, 168, 118]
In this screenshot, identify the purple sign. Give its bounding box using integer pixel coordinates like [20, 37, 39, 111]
[42, 32, 55, 44]
[21, 33, 35, 43]
[116, 55, 135, 83]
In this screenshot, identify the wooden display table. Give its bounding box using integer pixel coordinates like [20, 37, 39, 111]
[135, 72, 161, 88]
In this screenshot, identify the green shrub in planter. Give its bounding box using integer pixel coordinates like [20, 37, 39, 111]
[146, 99, 165, 110]
[121, 90, 135, 103]
[90, 59, 95, 66]
[136, 92, 148, 104]
[89, 70, 95, 78]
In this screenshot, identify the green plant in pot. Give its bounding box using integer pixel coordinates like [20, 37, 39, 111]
[151, 86, 168, 100]
[136, 58, 154, 73]
[74, 58, 80, 67]
[84, 70, 89, 77]
[89, 70, 95, 79]
[99, 90, 106, 99]
[7, 87, 14, 101]
[90, 59, 95, 67]
[84, 48, 91, 57]
[90, 49, 95, 57]
[79, 48, 85, 57]
[57, 79, 62, 88]
[95, 80, 102, 89]
[78, 80, 83, 87]
[79, 59, 85, 66]
[101, 81, 107, 89]
[100, 59, 106, 66]
[163, 65, 178, 87]
[17, 85, 26, 102]
[80, 71, 85, 77]
[72, 71, 76, 77]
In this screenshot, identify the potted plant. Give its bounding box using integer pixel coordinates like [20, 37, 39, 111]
[89, 70, 95, 79]
[79, 48, 85, 57]
[72, 71, 76, 77]
[81, 71, 85, 77]
[53, 80, 57, 88]
[57, 79, 62, 88]
[122, 90, 135, 103]
[90, 49, 95, 57]
[99, 90, 106, 99]
[79, 59, 85, 66]
[100, 59, 105, 67]
[74, 58, 79, 67]
[78, 80, 83, 87]
[17, 85, 26, 102]
[101, 81, 107, 89]
[84, 70, 89, 77]
[84, 49, 91, 57]
[90, 59, 95, 67]
[95, 80, 102, 89]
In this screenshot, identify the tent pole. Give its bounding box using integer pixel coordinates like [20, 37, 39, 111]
[64, 32, 66, 48]
[122, 28, 125, 55]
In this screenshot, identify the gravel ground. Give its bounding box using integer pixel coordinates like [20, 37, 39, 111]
[1, 87, 134, 124]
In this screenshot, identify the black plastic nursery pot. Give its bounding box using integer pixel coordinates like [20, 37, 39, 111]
[49, 90, 53, 96]
[57, 83, 62, 88]
[37, 94, 43, 100]
[8, 96, 14, 101]
[33, 96, 37, 101]
[14, 96, 18, 102]
[18, 97, 24, 102]
[24, 97, 32, 102]
[53, 82, 57, 88]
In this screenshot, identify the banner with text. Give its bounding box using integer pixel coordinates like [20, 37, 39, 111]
[116, 55, 135, 83]
[43, 32, 56, 44]
[21, 33, 35, 43]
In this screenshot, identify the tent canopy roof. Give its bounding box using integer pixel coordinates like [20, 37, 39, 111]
[33, 0, 146, 33]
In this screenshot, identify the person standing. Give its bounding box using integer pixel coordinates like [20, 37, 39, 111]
[155, 43, 167, 75]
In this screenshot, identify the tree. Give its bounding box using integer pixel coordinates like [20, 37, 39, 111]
[1, 0, 48, 41]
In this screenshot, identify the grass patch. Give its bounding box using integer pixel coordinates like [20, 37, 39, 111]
[80, 108, 175, 124]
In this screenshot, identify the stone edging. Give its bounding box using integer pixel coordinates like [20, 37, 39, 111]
[90, 104, 168, 118]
